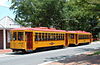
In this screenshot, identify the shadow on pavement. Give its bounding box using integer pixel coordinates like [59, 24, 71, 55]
[5, 46, 64, 55]
[68, 43, 89, 47]
[44, 55, 74, 62]
[6, 43, 90, 55]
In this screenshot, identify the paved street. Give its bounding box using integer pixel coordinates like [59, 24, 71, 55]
[0, 41, 100, 65]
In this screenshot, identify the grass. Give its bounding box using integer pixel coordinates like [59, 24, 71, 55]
[88, 51, 100, 56]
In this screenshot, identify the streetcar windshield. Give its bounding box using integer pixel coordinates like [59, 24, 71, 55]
[18, 32, 24, 41]
[12, 32, 17, 40]
[12, 32, 24, 41]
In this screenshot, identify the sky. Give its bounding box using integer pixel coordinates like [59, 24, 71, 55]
[0, 0, 15, 19]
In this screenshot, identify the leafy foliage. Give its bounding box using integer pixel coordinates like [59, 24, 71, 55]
[10, 0, 66, 29]
[10, 0, 100, 31]
[64, 0, 100, 31]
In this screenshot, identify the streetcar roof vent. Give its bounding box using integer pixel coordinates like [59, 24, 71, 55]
[35, 27, 49, 29]
[67, 31, 91, 34]
[49, 28, 56, 30]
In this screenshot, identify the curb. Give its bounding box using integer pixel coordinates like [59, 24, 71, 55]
[0, 49, 12, 54]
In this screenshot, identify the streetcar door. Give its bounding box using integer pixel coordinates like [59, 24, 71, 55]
[65, 34, 69, 46]
[68, 34, 75, 44]
[25, 32, 33, 50]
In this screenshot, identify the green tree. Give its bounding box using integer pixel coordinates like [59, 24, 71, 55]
[64, 0, 100, 31]
[10, 0, 66, 29]
[10, 0, 100, 31]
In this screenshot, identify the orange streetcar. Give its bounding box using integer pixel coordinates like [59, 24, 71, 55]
[10, 27, 66, 52]
[66, 31, 92, 46]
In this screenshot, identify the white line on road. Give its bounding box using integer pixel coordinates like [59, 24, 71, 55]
[0, 54, 10, 57]
[38, 61, 53, 65]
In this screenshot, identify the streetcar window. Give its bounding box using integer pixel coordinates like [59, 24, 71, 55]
[57, 34, 59, 40]
[39, 33, 41, 41]
[85, 35, 87, 39]
[61, 34, 64, 40]
[88, 35, 90, 39]
[50, 33, 52, 40]
[35, 33, 38, 41]
[79, 35, 82, 39]
[58, 34, 59, 40]
[13, 32, 17, 40]
[41, 33, 43, 41]
[35, 32, 65, 41]
[58, 34, 60, 40]
[54, 33, 56, 40]
[69, 34, 74, 39]
[59, 34, 61, 40]
[48, 33, 50, 40]
[86, 35, 89, 39]
[43, 33, 45, 40]
[44, 33, 47, 40]
[56, 34, 59, 40]
[83, 35, 85, 39]
[18, 32, 23, 40]
[52, 33, 55, 40]
[84, 35, 86, 39]
[46, 33, 49, 40]
[35, 33, 41, 41]
[55, 34, 57, 40]
[52, 33, 54, 40]
[62, 34, 64, 40]
[10, 32, 13, 41]
[63, 34, 64, 40]
[60, 34, 62, 40]
[61, 34, 63, 40]
[55, 34, 58, 40]
[79, 35, 90, 39]
[50, 33, 53, 40]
